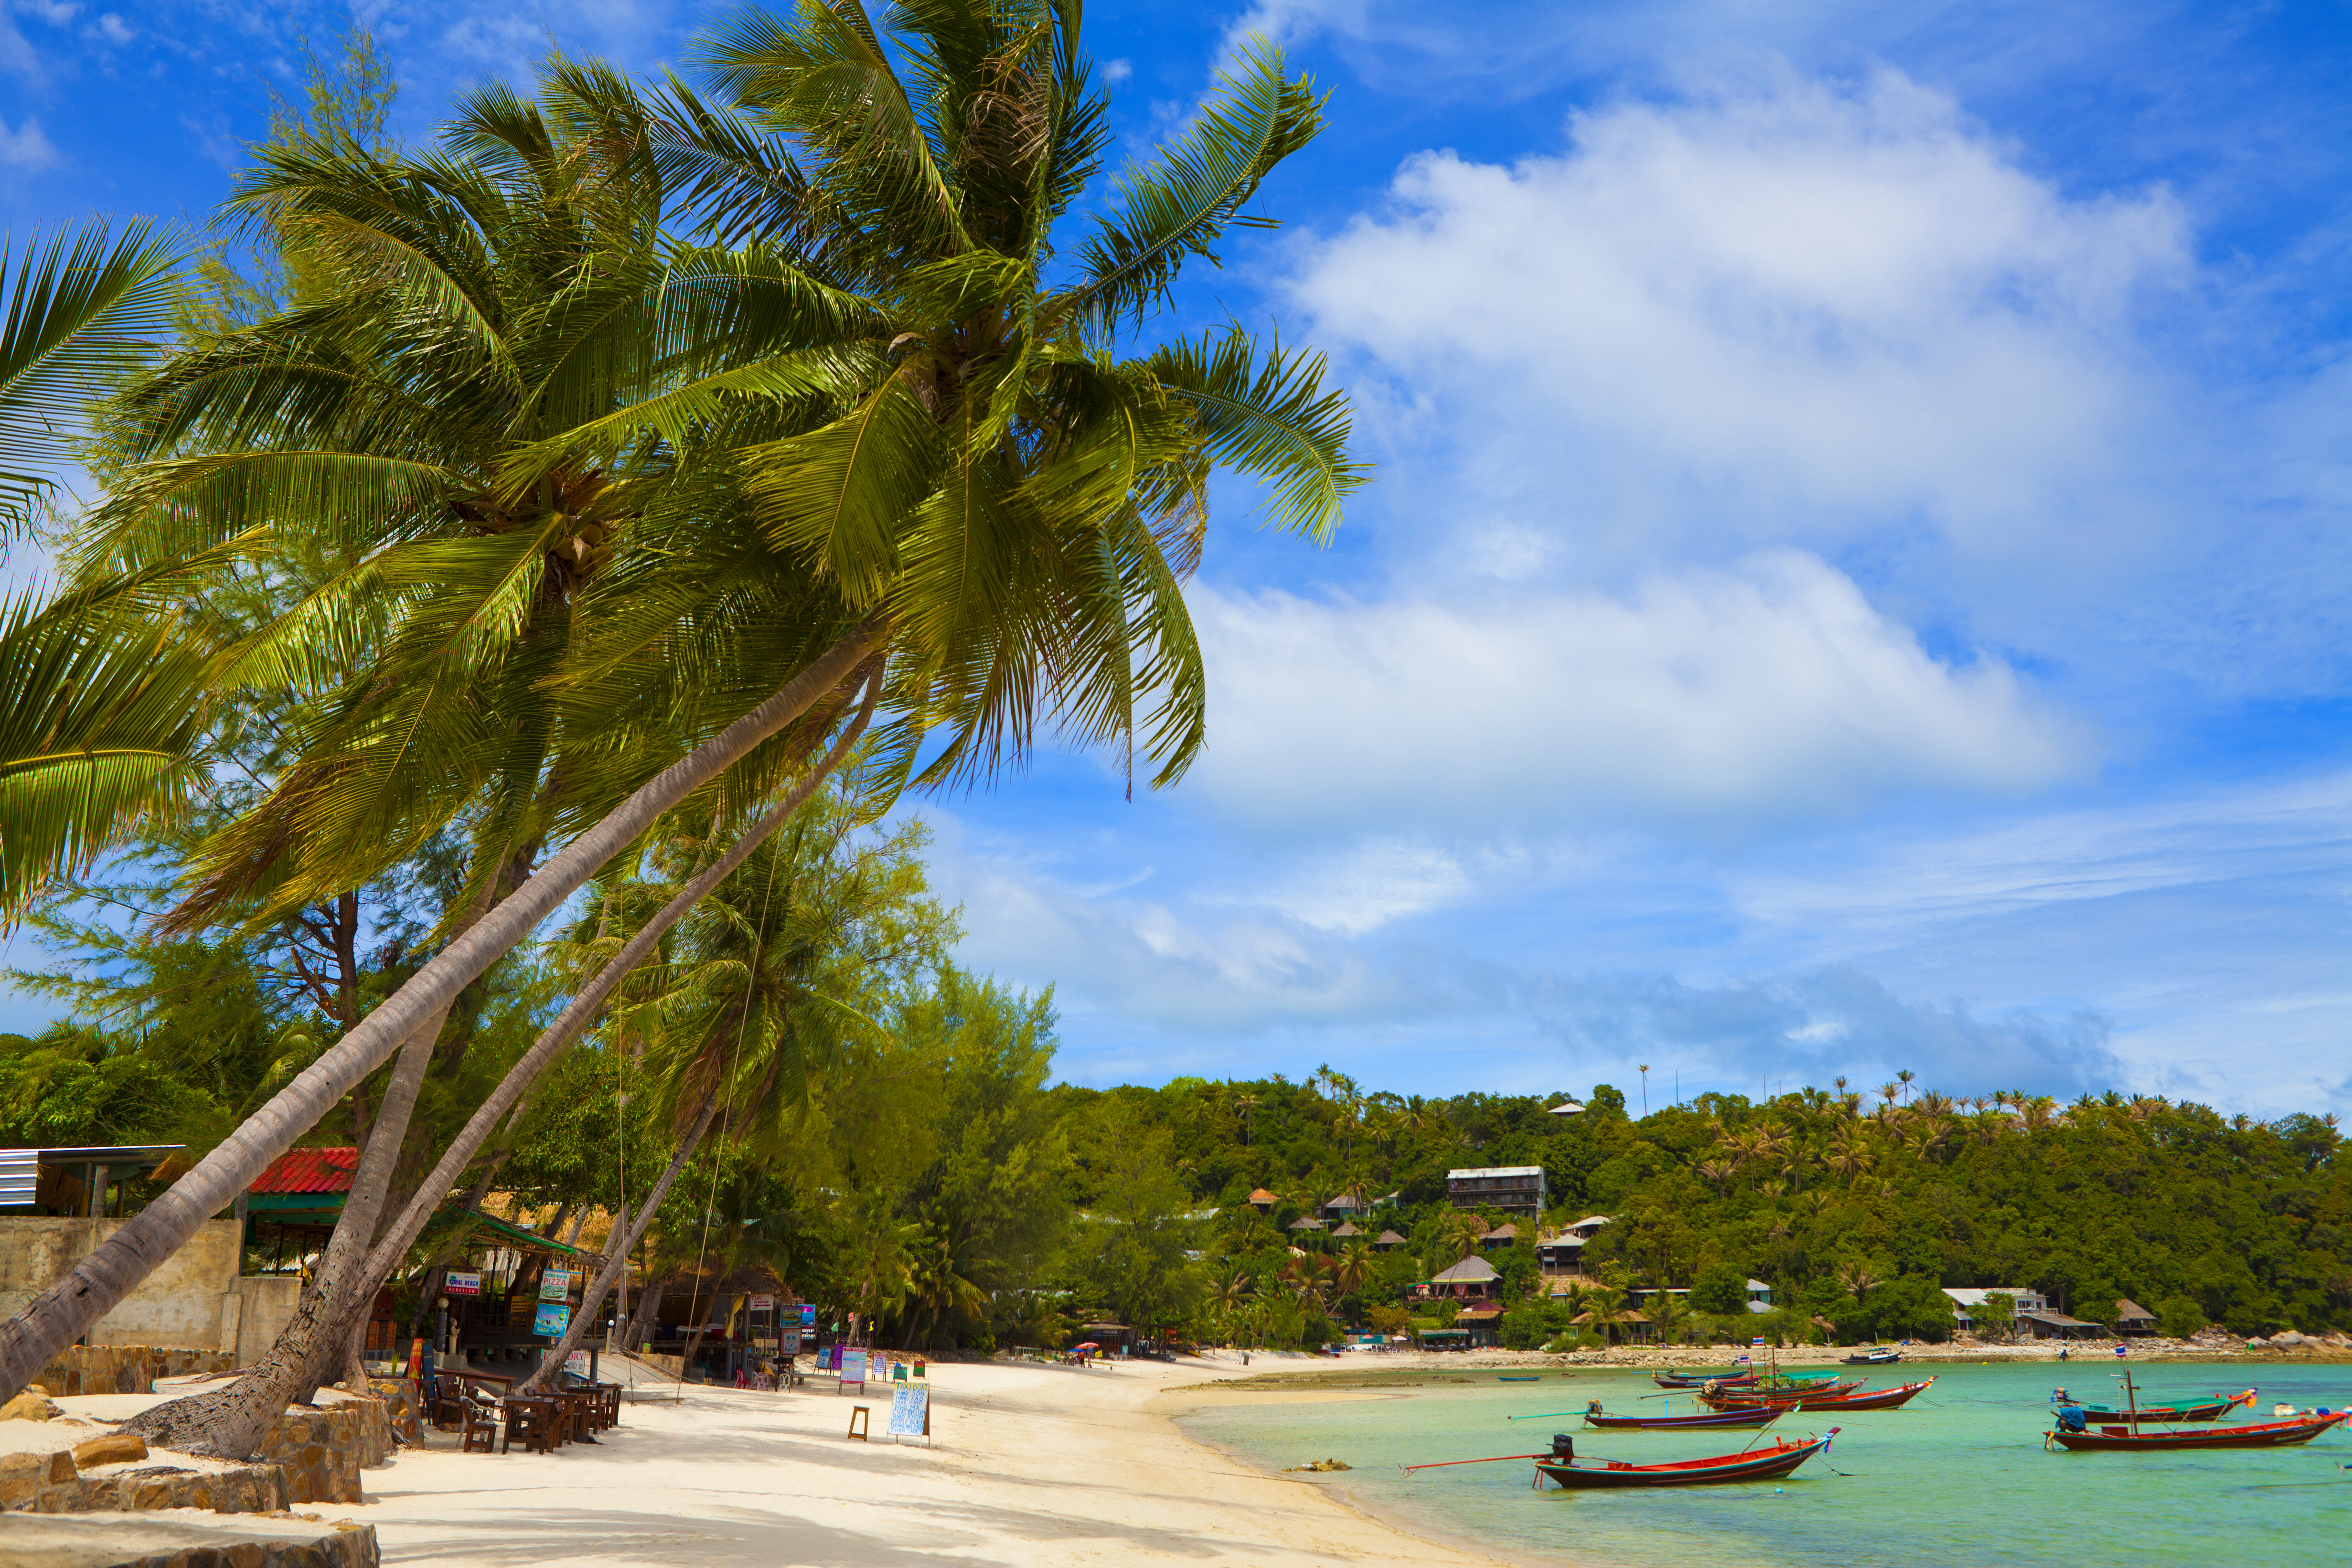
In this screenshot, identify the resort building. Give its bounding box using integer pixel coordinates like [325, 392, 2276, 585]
[1444, 1165, 1545, 1223]
[1373, 1229, 1408, 1252]
[1454, 1303, 1504, 1347]
[1318, 1193, 1368, 1224]
[1942, 1286, 2048, 1331]
[1421, 1256, 1501, 1301]
[1477, 1223, 1518, 1250]
[2113, 1299, 2159, 1336]
[1537, 1215, 1608, 1277]
[1246, 1188, 1280, 1215]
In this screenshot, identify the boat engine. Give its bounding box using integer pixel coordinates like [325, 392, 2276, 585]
[1550, 1434, 1575, 1460]
[2056, 1405, 2087, 1433]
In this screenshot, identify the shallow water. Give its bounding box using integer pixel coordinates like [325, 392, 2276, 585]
[1174, 1361, 2352, 1566]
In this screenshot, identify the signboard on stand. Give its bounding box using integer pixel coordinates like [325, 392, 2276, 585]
[839, 1349, 867, 1393]
[780, 1330, 801, 1355]
[885, 1386, 930, 1444]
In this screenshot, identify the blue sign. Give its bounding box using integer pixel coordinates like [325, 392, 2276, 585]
[801, 1303, 816, 1328]
[533, 1302, 570, 1337]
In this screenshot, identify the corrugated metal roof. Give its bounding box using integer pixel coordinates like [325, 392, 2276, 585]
[1445, 1165, 1544, 1179]
[251, 1147, 358, 1195]
[0, 1150, 35, 1206]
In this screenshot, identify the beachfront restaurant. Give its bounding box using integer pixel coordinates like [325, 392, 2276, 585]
[2017, 1308, 2103, 1341]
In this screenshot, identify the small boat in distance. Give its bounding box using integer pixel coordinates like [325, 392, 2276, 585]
[1582, 1403, 1785, 1430]
[1497, 1374, 1543, 1382]
[1844, 1346, 1902, 1365]
[1535, 1429, 1838, 1488]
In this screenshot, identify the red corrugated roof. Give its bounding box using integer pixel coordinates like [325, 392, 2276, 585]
[251, 1147, 357, 1195]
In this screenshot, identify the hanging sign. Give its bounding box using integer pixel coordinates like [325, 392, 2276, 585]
[442, 1271, 481, 1297]
[533, 1302, 571, 1336]
[885, 1386, 929, 1440]
[801, 1303, 817, 1328]
[538, 1269, 574, 1303]
[749, 1295, 775, 1311]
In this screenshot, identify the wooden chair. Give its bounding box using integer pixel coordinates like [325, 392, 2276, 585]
[429, 1375, 469, 1431]
[460, 1390, 501, 1453]
[500, 1396, 557, 1455]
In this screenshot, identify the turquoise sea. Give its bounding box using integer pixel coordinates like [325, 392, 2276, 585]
[1173, 1361, 2352, 1567]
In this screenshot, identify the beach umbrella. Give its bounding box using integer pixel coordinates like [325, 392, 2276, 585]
[1073, 1342, 1101, 1351]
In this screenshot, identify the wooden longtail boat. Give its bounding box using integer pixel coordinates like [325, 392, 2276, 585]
[1497, 1375, 1543, 1382]
[2051, 1388, 2254, 1424]
[1792, 1377, 1934, 1411]
[1583, 1404, 1785, 1430]
[1652, 1370, 1756, 1389]
[1535, 1429, 1838, 1488]
[2047, 1410, 2346, 1451]
[1700, 1378, 1862, 1409]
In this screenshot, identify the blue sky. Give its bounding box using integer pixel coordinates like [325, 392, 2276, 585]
[4, 2, 2348, 1114]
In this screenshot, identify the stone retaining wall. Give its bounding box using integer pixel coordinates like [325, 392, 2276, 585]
[34, 1345, 238, 1397]
[0, 1449, 291, 1515]
[0, 1511, 379, 1568]
[257, 1401, 391, 1505]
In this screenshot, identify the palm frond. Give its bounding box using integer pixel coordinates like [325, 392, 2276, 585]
[0, 221, 181, 541]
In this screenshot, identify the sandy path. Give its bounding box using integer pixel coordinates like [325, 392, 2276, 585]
[303, 1357, 1508, 1567]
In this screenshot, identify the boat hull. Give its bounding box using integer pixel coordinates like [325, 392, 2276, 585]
[1794, 1378, 1934, 1412]
[1537, 1433, 1833, 1489]
[1652, 1371, 1756, 1389]
[2047, 1412, 2347, 1451]
[2052, 1390, 2252, 1424]
[1584, 1407, 1784, 1430]
[1701, 1379, 1863, 1409]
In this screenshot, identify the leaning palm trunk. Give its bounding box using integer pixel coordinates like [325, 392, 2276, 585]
[517, 1092, 721, 1394]
[122, 1011, 444, 1456]
[119, 666, 883, 1452]
[0, 614, 886, 1408]
[347, 668, 881, 1321]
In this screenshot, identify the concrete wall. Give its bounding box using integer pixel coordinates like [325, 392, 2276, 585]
[235, 1275, 303, 1365]
[0, 1217, 245, 1356]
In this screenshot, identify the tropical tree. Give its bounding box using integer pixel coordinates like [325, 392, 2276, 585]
[2, 3, 1356, 1412]
[1, 222, 192, 926]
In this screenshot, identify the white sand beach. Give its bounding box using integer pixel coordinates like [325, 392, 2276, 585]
[284, 1355, 1509, 1568]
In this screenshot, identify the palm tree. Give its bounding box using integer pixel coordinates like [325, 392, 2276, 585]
[2, 6, 1357, 1406]
[1, 222, 192, 927]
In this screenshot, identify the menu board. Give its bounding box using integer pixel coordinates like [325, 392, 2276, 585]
[840, 1349, 867, 1389]
[886, 1387, 929, 1439]
[533, 1302, 570, 1336]
[538, 1269, 573, 1303]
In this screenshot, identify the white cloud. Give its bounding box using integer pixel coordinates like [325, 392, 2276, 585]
[1189, 551, 2085, 835]
[0, 112, 57, 171]
[86, 10, 126, 44]
[1101, 57, 1133, 85]
[1287, 67, 2191, 565]
[15, 1, 78, 25]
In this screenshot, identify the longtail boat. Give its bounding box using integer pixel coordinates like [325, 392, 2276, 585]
[1535, 1429, 1838, 1488]
[2050, 1387, 2254, 1423]
[1497, 1375, 1543, 1382]
[2047, 1410, 2346, 1451]
[1652, 1369, 1756, 1389]
[1700, 1378, 1862, 1409]
[1582, 1404, 1784, 1430]
[1843, 1345, 1902, 1365]
[1791, 1377, 1934, 1411]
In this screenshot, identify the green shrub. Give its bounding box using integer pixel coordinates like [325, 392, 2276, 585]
[2156, 1295, 2205, 1338]
[1690, 1263, 1748, 1316]
[1501, 1306, 1550, 1350]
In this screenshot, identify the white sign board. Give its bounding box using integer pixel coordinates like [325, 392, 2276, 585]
[886, 1386, 929, 1441]
[840, 1349, 867, 1391]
